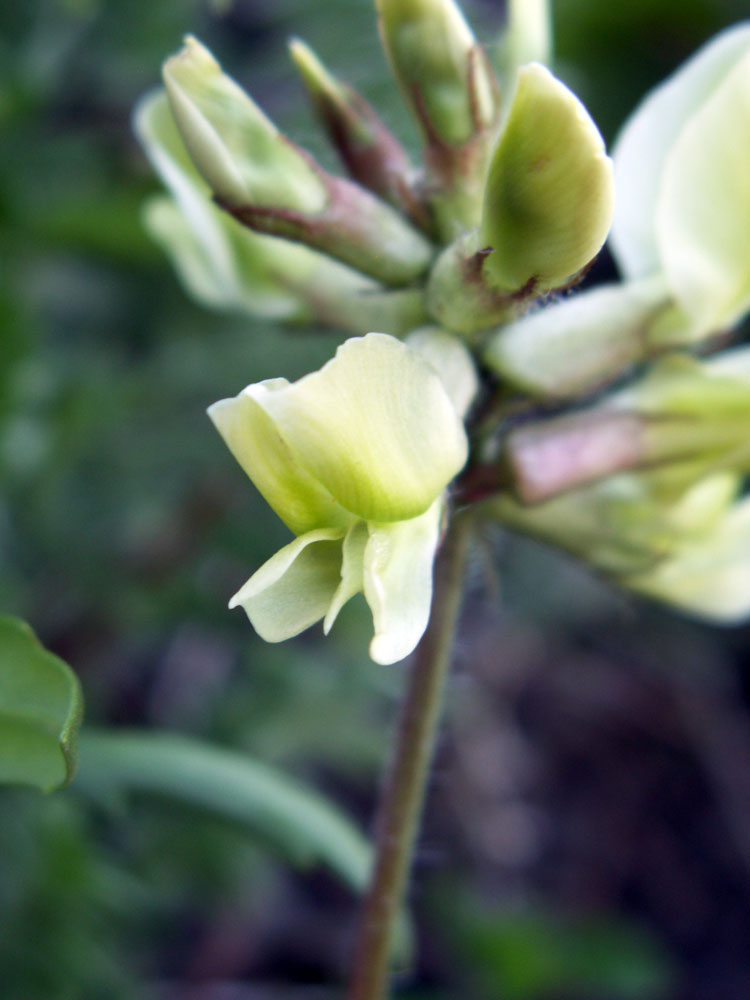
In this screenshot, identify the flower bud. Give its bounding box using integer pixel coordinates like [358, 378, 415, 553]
[377, 0, 496, 146]
[489, 470, 740, 577]
[376, 0, 500, 238]
[507, 411, 648, 504]
[496, 0, 552, 85]
[288, 38, 425, 227]
[482, 276, 669, 398]
[625, 496, 750, 623]
[479, 63, 614, 294]
[135, 90, 428, 333]
[425, 232, 521, 336]
[506, 351, 750, 504]
[163, 35, 326, 213]
[162, 36, 435, 286]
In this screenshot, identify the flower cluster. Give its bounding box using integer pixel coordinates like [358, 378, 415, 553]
[136, 2, 750, 658]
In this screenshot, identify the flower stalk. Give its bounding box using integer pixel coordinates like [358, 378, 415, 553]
[347, 510, 473, 1000]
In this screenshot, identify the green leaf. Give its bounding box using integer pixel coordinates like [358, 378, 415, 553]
[76, 728, 371, 889]
[455, 906, 674, 1000]
[0, 616, 83, 792]
[76, 728, 413, 964]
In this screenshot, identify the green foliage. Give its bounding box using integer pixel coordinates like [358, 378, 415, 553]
[77, 728, 372, 889]
[0, 616, 82, 792]
[454, 907, 674, 999]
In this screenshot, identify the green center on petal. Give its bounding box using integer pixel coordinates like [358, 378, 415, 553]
[260, 333, 469, 523]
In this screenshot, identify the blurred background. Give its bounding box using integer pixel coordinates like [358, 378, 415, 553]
[2, 1, 750, 997]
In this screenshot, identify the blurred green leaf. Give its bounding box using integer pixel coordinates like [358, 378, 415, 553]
[76, 728, 372, 889]
[454, 906, 674, 999]
[0, 615, 83, 792]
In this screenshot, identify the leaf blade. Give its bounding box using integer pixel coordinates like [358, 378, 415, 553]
[0, 616, 83, 792]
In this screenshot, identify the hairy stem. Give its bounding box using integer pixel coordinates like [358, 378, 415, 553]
[347, 511, 473, 1000]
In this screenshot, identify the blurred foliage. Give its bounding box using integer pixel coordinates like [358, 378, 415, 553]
[1, 0, 750, 997]
[0, 615, 82, 790]
[446, 901, 673, 999]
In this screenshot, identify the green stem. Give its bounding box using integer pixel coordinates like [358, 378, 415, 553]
[346, 511, 473, 1000]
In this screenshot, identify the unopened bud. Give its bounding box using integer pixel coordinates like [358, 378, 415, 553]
[507, 411, 648, 504]
[163, 35, 326, 213]
[489, 469, 740, 578]
[479, 64, 614, 294]
[483, 276, 669, 399]
[289, 38, 426, 227]
[507, 352, 750, 503]
[626, 496, 750, 623]
[377, 0, 500, 238]
[163, 36, 434, 286]
[135, 89, 429, 333]
[496, 0, 552, 85]
[377, 0, 496, 146]
[425, 233, 519, 336]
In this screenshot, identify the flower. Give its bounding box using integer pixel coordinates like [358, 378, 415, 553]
[208, 333, 469, 664]
[504, 348, 750, 503]
[625, 496, 750, 623]
[611, 22, 750, 342]
[483, 22, 750, 397]
[492, 345, 750, 622]
[377, 0, 497, 148]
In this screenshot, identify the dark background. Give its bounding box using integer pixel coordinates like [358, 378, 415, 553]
[1, 1, 749, 997]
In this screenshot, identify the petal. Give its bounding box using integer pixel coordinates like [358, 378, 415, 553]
[229, 529, 345, 641]
[611, 23, 750, 280]
[405, 327, 480, 419]
[479, 63, 614, 292]
[363, 499, 443, 665]
[208, 383, 353, 535]
[704, 344, 750, 379]
[323, 520, 369, 634]
[261, 334, 468, 522]
[656, 51, 750, 335]
[626, 498, 750, 623]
